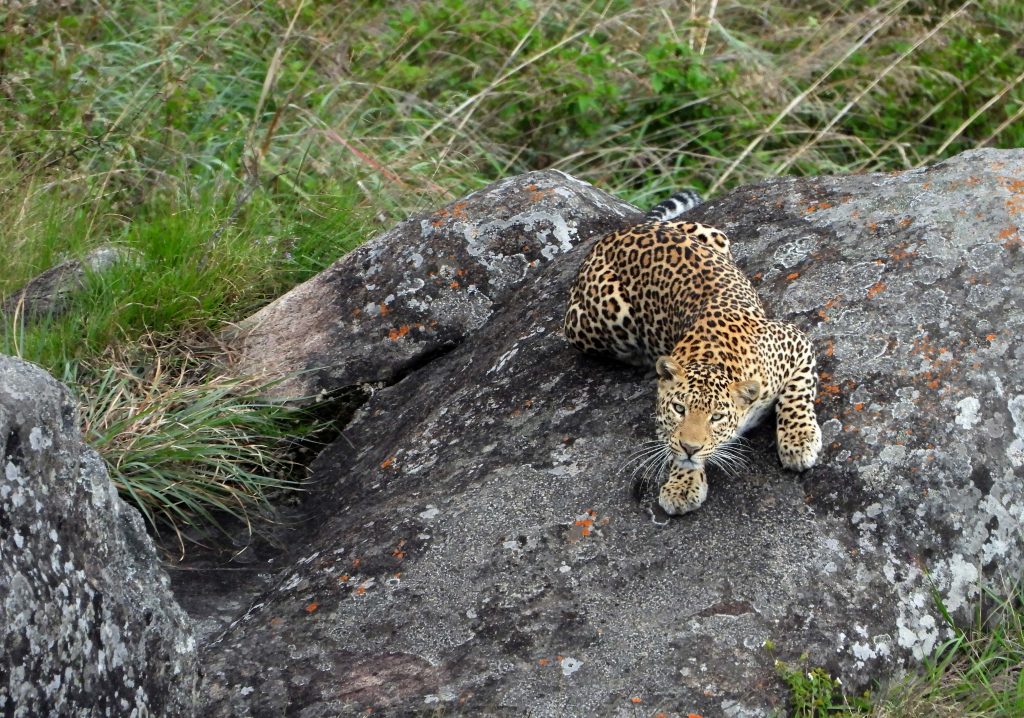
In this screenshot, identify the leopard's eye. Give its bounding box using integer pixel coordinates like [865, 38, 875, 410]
[671, 402, 686, 415]
[710, 412, 725, 422]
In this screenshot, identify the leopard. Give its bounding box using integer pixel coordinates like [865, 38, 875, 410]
[563, 191, 822, 515]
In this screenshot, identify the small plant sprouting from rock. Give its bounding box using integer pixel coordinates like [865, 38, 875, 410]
[776, 659, 858, 717]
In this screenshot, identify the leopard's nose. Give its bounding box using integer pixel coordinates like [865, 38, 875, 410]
[680, 442, 703, 457]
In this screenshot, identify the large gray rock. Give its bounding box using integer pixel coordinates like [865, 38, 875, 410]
[197, 150, 1023, 716]
[0, 356, 198, 716]
[227, 170, 641, 401]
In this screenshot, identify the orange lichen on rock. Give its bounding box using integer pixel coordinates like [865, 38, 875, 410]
[821, 383, 842, 396]
[430, 207, 450, 227]
[305, 602, 318, 614]
[998, 174, 1024, 216]
[817, 297, 841, 321]
[387, 325, 411, 341]
[526, 183, 555, 202]
[568, 510, 600, 542]
[866, 281, 887, 299]
[574, 518, 594, 537]
[804, 201, 832, 213]
[998, 226, 1022, 249]
[380, 457, 395, 469]
[998, 176, 1024, 193]
[786, 272, 800, 280]
[888, 243, 918, 263]
[392, 539, 407, 560]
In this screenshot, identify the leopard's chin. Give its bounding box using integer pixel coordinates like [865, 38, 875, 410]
[674, 456, 703, 470]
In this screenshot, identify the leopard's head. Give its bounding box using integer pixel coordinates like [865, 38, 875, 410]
[654, 356, 761, 469]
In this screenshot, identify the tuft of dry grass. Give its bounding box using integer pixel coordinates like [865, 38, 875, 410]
[74, 335, 325, 554]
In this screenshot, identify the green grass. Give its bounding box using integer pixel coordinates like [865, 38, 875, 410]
[2, 186, 368, 369]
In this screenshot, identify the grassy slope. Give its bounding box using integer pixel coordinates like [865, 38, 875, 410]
[2, 1, 1023, 713]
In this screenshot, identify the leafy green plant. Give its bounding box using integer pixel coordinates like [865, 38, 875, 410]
[776, 658, 870, 717]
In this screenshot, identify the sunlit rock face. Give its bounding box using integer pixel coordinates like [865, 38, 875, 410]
[199, 149, 1023, 717]
[227, 170, 642, 402]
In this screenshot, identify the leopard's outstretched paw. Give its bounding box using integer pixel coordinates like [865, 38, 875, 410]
[658, 467, 708, 515]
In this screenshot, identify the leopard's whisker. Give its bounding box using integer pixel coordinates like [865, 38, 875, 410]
[623, 450, 662, 479]
[629, 445, 671, 481]
[632, 443, 671, 483]
[624, 441, 668, 460]
[639, 451, 672, 492]
[625, 443, 669, 460]
[708, 447, 751, 478]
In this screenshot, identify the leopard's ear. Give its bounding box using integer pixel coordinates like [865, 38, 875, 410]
[730, 379, 761, 407]
[656, 356, 683, 381]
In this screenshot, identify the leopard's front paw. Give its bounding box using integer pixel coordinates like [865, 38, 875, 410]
[777, 422, 822, 471]
[658, 467, 708, 515]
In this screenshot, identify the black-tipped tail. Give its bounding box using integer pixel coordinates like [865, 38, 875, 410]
[644, 189, 703, 222]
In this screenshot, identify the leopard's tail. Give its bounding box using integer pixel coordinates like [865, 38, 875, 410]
[644, 189, 703, 222]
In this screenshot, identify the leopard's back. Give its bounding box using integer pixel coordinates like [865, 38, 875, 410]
[563, 220, 763, 364]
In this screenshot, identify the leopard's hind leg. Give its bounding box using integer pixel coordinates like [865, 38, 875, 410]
[563, 249, 648, 366]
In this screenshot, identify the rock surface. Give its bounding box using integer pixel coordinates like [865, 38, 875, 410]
[198, 150, 1024, 717]
[0, 355, 197, 716]
[1, 245, 129, 321]
[226, 170, 641, 401]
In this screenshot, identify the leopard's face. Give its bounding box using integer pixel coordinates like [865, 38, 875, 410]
[655, 357, 761, 469]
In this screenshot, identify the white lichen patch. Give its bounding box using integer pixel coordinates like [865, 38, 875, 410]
[488, 346, 519, 375]
[1007, 395, 1024, 468]
[879, 444, 906, 465]
[772, 235, 818, 268]
[933, 553, 981, 614]
[954, 397, 982, 429]
[560, 656, 582, 676]
[895, 592, 942, 661]
[28, 426, 52, 450]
